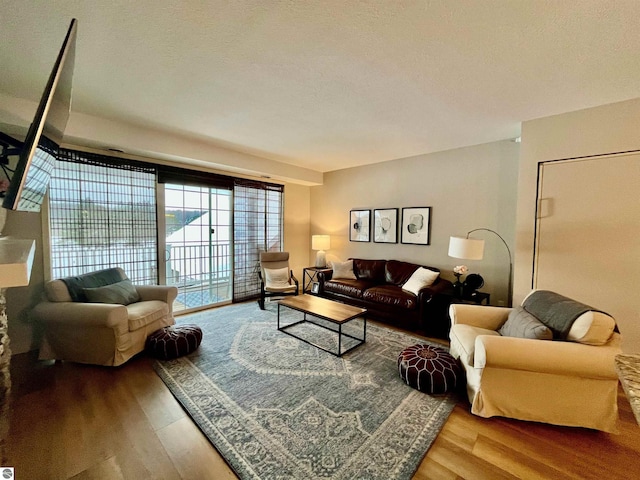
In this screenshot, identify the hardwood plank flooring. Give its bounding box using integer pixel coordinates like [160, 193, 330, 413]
[5, 347, 640, 479]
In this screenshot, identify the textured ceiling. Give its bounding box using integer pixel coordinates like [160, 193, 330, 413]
[1, 1, 640, 173]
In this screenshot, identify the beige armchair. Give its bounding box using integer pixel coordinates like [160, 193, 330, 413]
[449, 290, 622, 433]
[31, 268, 178, 366]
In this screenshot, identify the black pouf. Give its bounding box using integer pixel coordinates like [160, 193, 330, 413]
[397, 344, 461, 394]
[146, 324, 203, 360]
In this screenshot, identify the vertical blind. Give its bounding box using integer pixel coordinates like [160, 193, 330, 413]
[233, 180, 284, 302]
[49, 149, 158, 283]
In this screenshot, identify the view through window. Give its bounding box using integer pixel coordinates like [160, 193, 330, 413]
[164, 184, 232, 311]
[49, 151, 157, 283]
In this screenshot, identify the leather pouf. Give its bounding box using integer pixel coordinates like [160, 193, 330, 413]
[397, 344, 461, 394]
[146, 324, 203, 360]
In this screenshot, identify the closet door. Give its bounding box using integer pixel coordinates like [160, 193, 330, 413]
[534, 152, 640, 350]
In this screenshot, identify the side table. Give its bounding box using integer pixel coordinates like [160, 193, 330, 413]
[454, 291, 490, 306]
[302, 267, 331, 294]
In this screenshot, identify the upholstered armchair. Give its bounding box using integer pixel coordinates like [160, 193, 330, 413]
[257, 251, 299, 310]
[31, 267, 178, 366]
[449, 290, 622, 433]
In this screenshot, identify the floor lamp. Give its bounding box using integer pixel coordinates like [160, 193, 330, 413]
[448, 228, 513, 307]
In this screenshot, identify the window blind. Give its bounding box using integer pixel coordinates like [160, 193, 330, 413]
[49, 149, 158, 283]
[232, 180, 284, 302]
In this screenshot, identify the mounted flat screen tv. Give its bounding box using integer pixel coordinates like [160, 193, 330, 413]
[2, 18, 77, 212]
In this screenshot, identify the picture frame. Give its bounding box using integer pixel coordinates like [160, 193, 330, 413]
[373, 208, 398, 243]
[311, 282, 320, 294]
[401, 207, 432, 245]
[349, 209, 371, 242]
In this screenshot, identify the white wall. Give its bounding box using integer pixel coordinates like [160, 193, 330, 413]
[310, 140, 520, 304]
[515, 97, 640, 351]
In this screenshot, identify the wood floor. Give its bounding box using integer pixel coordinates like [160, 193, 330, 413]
[5, 348, 640, 480]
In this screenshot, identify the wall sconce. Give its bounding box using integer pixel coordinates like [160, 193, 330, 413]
[311, 235, 330, 268]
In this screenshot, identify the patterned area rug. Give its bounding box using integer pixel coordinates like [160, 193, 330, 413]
[154, 300, 458, 479]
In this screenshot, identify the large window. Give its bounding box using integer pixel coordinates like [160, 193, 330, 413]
[48, 150, 284, 302]
[164, 184, 232, 311]
[48, 150, 157, 283]
[233, 180, 284, 302]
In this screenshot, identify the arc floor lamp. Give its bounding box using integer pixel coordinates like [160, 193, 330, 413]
[448, 228, 513, 307]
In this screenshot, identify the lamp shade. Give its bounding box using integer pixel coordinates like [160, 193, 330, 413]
[312, 235, 330, 251]
[448, 236, 484, 260]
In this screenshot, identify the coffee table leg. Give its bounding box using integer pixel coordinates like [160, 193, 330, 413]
[338, 324, 342, 356]
[363, 316, 367, 342]
[277, 303, 280, 330]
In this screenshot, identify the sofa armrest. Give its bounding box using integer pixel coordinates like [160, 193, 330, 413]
[420, 277, 453, 299]
[136, 285, 178, 304]
[449, 304, 512, 330]
[30, 301, 129, 329]
[475, 333, 622, 379]
[316, 270, 333, 294]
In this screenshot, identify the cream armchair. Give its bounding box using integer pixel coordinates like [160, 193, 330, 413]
[31, 268, 178, 366]
[449, 291, 622, 433]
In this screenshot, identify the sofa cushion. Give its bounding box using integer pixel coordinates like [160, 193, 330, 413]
[498, 306, 553, 340]
[385, 260, 420, 286]
[83, 279, 141, 305]
[331, 259, 357, 280]
[126, 300, 170, 331]
[362, 285, 418, 310]
[353, 259, 386, 282]
[449, 324, 500, 366]
[61, 268, 127, 302]
[324, 279, 374, 298]
[264, 267, 291, 288]
[521, 290, 615, 343]
[402, 267, 440, 295]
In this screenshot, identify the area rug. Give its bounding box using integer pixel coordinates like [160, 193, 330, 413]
[154, 301, 458, 480]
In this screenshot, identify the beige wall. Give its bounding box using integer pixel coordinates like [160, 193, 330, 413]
[283, 182, 311, 284]
[310, 140, 520, 304]
[515, 97, 640, 351]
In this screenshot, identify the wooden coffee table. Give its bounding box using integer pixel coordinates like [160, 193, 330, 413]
[277, 295, 367, 357]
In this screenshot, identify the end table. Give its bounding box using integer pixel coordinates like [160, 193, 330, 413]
[302, 266, 331, 294]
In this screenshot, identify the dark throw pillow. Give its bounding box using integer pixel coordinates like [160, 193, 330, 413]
[83, 279, 141, 305]
[499, 306, 553, 340]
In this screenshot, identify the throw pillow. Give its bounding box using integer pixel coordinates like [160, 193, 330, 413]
[331, 259, 357, 280]
[401, 267, 440, 295]
[499, 306, 553, 340]
[83, 279, 141, 305]
[567, 311, 616, 345]
[264, 267, 291, 288]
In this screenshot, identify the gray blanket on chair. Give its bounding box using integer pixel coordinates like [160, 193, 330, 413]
[522, 290, 606, 340]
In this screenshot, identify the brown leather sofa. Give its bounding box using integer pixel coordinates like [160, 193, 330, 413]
[317, 258, 454, 338]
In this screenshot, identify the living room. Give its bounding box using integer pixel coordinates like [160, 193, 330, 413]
[1, 2, 640, 479]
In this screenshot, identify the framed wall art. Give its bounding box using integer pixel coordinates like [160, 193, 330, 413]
[401, 207, 432, 245]
[350, 209, 370, 242]
[373, 208, 398, 243]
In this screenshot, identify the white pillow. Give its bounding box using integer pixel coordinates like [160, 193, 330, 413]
[331, 260, 357, 280]
[402, 267, 439, 295]
[264, 267, 290, 288]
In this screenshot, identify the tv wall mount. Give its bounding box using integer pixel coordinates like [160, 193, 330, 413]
[0, 131, 23, 182]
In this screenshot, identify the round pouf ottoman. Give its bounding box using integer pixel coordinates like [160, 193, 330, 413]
[397, 344, 461, 394]
[146, 324, 203, 360]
